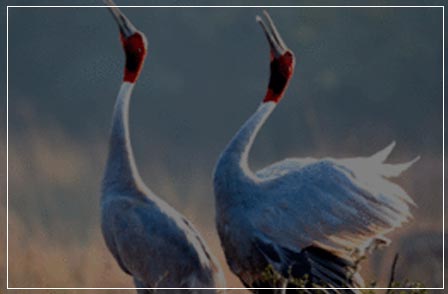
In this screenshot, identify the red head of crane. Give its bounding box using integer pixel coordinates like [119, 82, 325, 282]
[257, 14, 295, 104]
[106, 2, 147, 83]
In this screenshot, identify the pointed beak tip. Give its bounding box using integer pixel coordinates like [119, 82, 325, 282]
[256, 11, 289, 58]
[104, 3, 138, 38]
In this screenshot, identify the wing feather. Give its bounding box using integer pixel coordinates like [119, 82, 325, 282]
[370, 141, 396, 162]
[254, 146, 417, 257]
[253, 234, 362, 293]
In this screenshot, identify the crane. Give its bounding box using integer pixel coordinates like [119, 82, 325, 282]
[100, 2, 225, 293]
[213, 11, 418, 294]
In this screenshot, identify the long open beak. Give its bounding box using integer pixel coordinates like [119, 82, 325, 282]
[103, 0, 138, 37]
[256, 10, 289, 58]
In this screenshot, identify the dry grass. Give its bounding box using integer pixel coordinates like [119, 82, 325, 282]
[6, 211, 132, 290]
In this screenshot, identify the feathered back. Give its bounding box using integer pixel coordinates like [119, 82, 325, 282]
[254, 142, 418, 257]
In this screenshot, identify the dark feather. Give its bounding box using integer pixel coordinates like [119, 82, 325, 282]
[253, 236, 361, 294]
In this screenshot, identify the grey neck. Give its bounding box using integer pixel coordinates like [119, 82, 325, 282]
[214, 102, 276, 188]
[102, 82, 145, 195]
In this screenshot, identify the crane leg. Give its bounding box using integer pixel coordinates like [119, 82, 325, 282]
[133, 277, 154, 294]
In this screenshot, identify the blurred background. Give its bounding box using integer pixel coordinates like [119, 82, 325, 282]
[0, 1, 444, 293]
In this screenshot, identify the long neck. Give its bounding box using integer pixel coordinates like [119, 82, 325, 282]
[215, 102, 276, 186]
[102, 82, 145, 195]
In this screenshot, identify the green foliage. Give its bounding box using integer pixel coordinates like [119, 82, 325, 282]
[259, 264, 327, 293]
[382, 280, 427, 294]
[258, 264, 427, 294]
[260, 264, 284, 285]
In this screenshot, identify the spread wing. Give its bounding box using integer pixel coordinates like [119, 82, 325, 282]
[253, 142, 418, 257]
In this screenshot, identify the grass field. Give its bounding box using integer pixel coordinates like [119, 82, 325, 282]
[1, 122, 444, 293]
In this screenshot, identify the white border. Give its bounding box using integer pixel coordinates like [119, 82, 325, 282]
[6, 2, 9, 291]
[5, 5, 445, 291]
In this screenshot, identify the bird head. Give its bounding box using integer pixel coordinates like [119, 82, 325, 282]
[257, 11, 295, 103]
[104, 0, 148, 83]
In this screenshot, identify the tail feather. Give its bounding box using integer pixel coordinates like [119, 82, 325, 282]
[370, 141, 396, 163]
[380, 156, 420, 178]
[369, 141, 420, 178]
